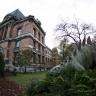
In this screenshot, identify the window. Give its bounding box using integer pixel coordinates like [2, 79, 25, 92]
[38, 44, 40, 51]
[42, 47, 44, 53]
[16, 41, 20, 47]
[15, 28, 21, 48]
[3, 26, 8, 39]
[42, 37, 44, 44]
[38, 32, 40, 41]
[1, 28, 4, 40]
[33, 28, 36, 37]
[33, 53, 36, 63]
[38, 55, 40, 63]
[42, 56, 44, 63]
[17, 29, 21, 37]
[33, 40, 36, 48]
[46, 50, 47, 54]
[14, 52, 19, 65]
[46, 57, 47, 64]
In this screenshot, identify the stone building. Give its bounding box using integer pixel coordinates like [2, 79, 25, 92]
[0, 9, 52, 70]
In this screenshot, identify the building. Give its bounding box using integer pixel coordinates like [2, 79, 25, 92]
[52, 47, 59, 66]
[0, 9, 52, 70]
[45, 45, 52, 67]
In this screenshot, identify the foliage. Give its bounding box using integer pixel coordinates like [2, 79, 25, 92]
[25, 69, 96, 96]
[52, 47, 58, 53]
[92, 35, 96, 47]
[0, 52, 5, 77]
[15, 49, 33, 73]
[58, 37, 69, 61]
[59, 43, 76, 61]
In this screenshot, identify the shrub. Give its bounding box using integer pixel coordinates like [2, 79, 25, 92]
[25, 70, 96, 96]
[25, 79, 51, 96]
[0, 52, 5, 77]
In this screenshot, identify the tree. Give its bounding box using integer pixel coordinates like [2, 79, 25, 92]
[52, 47, 58, 53]
[0, 52, 5, 77]
[92, 35, 96, 46]
[59, 43, 76, 61]
[55, 19, 96, 46]
[57, 37, 76, 61]
[15, 49, 33, 73]
[58, 37, 69, 60]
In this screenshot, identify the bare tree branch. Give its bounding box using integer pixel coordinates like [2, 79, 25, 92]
[54, 19, 96, 46]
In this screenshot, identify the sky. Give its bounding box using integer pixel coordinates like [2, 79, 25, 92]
[0, 0, 96, 49]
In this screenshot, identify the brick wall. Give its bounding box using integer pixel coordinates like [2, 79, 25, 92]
[0, 17, 52, 67]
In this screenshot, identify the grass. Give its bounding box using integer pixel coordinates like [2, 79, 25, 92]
[7, 71, 47, 87]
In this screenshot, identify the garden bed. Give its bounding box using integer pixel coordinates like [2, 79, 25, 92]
[0, 72, 23, 96]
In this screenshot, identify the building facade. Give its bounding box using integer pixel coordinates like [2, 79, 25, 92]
[52, 48, 59, 66]
[0, 9, 52, 69]
[45, 46, 52, 67]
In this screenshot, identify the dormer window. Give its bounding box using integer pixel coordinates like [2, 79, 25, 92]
[3, 14, 12, 21]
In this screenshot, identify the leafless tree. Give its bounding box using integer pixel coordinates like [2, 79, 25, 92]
[55, 19, 96, 46]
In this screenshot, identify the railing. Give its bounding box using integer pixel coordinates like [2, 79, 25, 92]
[13, 47, 19, 52]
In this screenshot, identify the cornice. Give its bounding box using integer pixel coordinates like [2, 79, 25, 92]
[13, 16, 46, 35]
[0, 32, 46, 47]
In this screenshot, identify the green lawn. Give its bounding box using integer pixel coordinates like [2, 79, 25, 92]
[7, 71, 47, 87]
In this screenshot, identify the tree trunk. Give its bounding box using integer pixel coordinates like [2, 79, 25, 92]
[24, 65, 26, 74]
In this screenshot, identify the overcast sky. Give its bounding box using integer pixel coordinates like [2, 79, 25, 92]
[0, 0, 96, 49]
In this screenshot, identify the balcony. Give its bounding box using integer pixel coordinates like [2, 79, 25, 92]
[38, 50, 41, 54]
[13, 47, 19, 52]
[42, 52, 45, 55]
[32, 47, 36, 52]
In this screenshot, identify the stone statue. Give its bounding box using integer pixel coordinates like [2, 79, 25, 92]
[47, 36, 96, 76]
